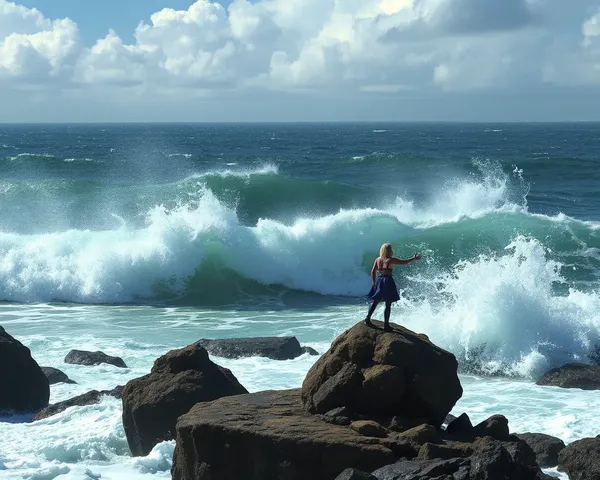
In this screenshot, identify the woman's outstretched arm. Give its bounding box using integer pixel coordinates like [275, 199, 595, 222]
[391, 253, 421, 265]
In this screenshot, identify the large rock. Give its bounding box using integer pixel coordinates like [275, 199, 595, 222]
[122, 342, 248, 457]
[301, 321, 462, 427]
[558, 436, 600, 480]
[41, 367, 76, 385]
[197, 336, 318, 360]
[0, 326, 49, 414]
[372, 458, 470, 480]
[468, 437, 546, 480]
[335, 469, 377, 480]
[536, 363, 600, 390]
[516, 433, 565, 468]
[64, 350, 127, 368]
[372, 437, 548, 480]
[32, 386, 123, 421]
[172, 389, 415, 480]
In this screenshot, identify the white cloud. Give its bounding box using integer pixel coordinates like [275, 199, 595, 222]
[1, 0, 600, 116]
[0, 0, 78, 79]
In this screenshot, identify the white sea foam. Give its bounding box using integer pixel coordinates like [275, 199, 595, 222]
[0, 162, 598, 379]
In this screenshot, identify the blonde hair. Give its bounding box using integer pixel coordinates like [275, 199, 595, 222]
[380, 243, 394, 259]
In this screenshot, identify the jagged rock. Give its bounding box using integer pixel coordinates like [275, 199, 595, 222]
[31, 386, 123, 421]
[399, 424, 442, 448]
[372, 458, 468, 480]
[302, 346, 319, 356]
[122, 342, 247, 457]
[516, 433, 566, 468]
[351, 420, 388, 438]
[387, 415, 428, 433]
[0, 326, 49, 414]
[558, 435, 600, 480]
[64, 350, 127, 368]
[335, 468, 377, 480]
[41, 367, 76, 385]
[469, 437, 545, 480]
[323, 407, 352, 426]
[301, 321, 462, 427]
[196, 336, 313, 360]
[445, 413, 473, 438]
[473, 415, 510, 441]
[536, 363, 600, 390]
[417, 441, 474, 460]
[444, 413, 457, 425]
[373, 437, 549, 480]
[172, 389, 407, 480]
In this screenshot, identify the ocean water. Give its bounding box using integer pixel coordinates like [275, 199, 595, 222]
[1, 123, 599, 479]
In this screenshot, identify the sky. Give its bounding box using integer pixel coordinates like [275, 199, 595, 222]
[1, 0, 600, 122]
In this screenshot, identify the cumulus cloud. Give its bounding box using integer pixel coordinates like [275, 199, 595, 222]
[0, 0, 78, 80]
[1, 0, 600, 102]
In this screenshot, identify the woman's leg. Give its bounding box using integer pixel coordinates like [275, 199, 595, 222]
[383, 301, 392, 330]
[365, 298, 380, 325]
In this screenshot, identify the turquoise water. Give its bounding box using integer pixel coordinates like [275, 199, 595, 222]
[1, 123, 600, 479]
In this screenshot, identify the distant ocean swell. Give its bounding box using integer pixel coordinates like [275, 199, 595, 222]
[1, 161, 600, 378]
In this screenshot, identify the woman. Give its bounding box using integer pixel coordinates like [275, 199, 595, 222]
[365, 243, 421, 331]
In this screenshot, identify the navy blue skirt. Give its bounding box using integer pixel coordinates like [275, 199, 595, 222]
[367, 274, 400, 303]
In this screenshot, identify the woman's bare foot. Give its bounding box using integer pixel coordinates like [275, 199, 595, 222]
[365, 319, 374, 327]
[383, 324, 393, 332]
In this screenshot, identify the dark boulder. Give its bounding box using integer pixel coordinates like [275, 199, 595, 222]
[372, 437, 549, 480]
[32, 386, 123, 421]
[302, 346, 319, 356]
[64, 350, 127, 368]
[445, 413, 474, 438]
[473, 415, 510, 441]
[301, 321, 462, 427]
[41, 367, 76, 385]
[350, 420, 389, 438]
[0, 326, 49, 414]
[122, 342, 247, 457]
[536, 363, 600, 390]
[372, 458, 469, 480]
[171, 389, 411, 480]
[558, 435, 600, 480]
[516, 433, 565, 468]
[469, 437, 545, 480]
[417, 442, 474, 460]
[323, 406, 352, 426]
[335, 469, 377, 480]
[398, 425, 443, 449]
[196, 336, 315, 360]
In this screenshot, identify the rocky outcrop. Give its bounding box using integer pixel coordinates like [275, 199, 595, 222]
[196, 336, 318, 360]
[0, 326, 49, 414]
[558, 436, 600, 480]
[32, 386, 123, 421]
[301, 321, 462, 427]
[41, 367, 77, 385]
[64, 350, 127, 368]
[371, 437, 548, 480]
[516, 433, 565, 468]
[122, 342, 248, 457]
[442, 412, 511, 443]
[170, 321, 553, 480]
[536, 363, 600, 390]
[335, 469, 377, 480]
[171, 389, 414, 480]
